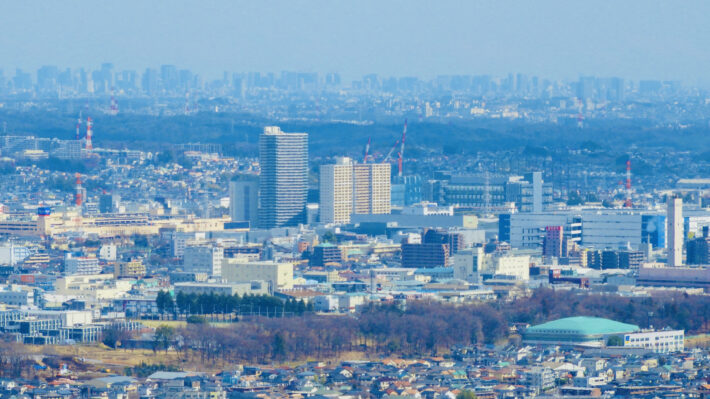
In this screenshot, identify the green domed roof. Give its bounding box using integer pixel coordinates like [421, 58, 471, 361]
[526, 316, 639, 336]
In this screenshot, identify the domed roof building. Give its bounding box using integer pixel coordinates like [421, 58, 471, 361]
[523, 316, 640, 348]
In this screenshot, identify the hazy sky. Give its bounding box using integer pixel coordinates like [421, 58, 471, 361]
[1, 1, 709, 82]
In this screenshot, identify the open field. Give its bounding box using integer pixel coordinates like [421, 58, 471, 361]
[686, 334, 710, 348]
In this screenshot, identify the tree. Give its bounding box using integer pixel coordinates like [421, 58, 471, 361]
[102, 327, 130, 349]
[272, 332, 287, 359]
[156, 290, 174, 317]
[153, 325, 176, 353]
[321, 231, 337, 243]
[606, 335, 624, 347]
[456, 390, 477, 399]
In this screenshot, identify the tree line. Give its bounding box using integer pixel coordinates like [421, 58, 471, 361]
[155, 290, 313, 319]
[164, 289, 710, 365]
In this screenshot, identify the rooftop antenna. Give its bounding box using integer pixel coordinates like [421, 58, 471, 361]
[397, 119, 407, 176]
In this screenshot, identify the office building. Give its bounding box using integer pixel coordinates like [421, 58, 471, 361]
[353, 163, 391, 215]
[454, 247, 485, 283]
[258, 126, 308, 228]
[320, 158, 391, 224]
[115, 260, 146, 278]
[99, 194, 120, 214]
[391, 175, 422, 207]
[0, 244, 31, 266]
[623, 330, 684, 353]
[222, 259, 294, 289]
[542, 226, 564, 258]
[500, 213, 582, 249]
[687, 228, 710, 265]
[430, 172, 551, 212]
[422, 229, 465, 256]
[320, 157, 354, 224]
[586, 249, 644, 269]
[667, 196, 683, 266]
[527, 172, 547, 213]
[64, 254, 101, 276]
[501, 210, 667, 251]
[526, 367, 556, 394]
[311, 243, 343, 266]
[485, 252, 531, 281]
[183, 245, 223, 277]
[401, 243, 449, 268]
[229, 175, 259, 224]
[174, 281, 270, 297]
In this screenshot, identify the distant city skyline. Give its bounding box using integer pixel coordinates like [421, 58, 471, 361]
[0, 63, 693, 85]
[1, 1, 710, 84]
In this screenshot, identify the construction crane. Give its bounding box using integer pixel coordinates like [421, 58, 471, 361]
[363, 137, 371, 163]
[397, 119, 407, 176]
[382, 139, 400, 163]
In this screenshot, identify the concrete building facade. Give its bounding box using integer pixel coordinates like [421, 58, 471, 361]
[258, 126, 308, 228]
[320, 157, 354, 224]
[667, 196, 683, 266]
[353, 163, 391, 216]
[229, 175, 259, 225]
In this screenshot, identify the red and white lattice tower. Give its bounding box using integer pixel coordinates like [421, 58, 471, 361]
[85, 117, 93, 150]
[75, 173, 83, 206]
[624, 159, 632, 208]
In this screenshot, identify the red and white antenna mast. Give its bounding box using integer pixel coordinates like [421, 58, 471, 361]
[624, 159, 632, 208]
[397, 119, 407, 177]
[109, 88, 118, 115]
[75, 173, 83, 206]
[85, 117, 93, 150]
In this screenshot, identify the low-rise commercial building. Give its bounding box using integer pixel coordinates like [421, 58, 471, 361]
[222, 260, 294, 290]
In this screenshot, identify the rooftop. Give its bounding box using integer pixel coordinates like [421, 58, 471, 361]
[526, 316, 639, 336]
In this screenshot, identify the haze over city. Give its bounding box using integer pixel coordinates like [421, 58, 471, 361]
[2, 1, 710, 82]
[1, 2, 710, 398]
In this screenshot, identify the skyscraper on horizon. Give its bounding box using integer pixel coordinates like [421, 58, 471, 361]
[353, 163, 391, 216]
[320, 158, 391, 225]
[320, 157, 354, 224]
[667, 196, 683, 267]
[258, 126, 308, 229]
